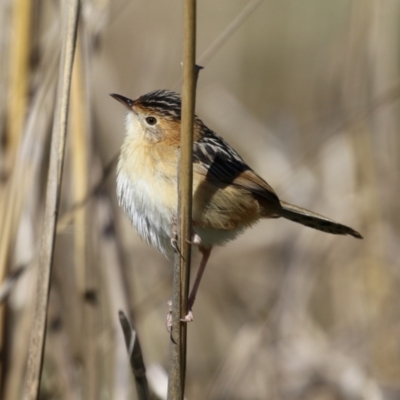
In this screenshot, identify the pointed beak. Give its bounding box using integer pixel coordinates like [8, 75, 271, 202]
[110, 93, 135, 109]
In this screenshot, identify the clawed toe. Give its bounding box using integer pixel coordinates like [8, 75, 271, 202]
[180, 310, 194, 322]
[166, 300, 194, 328]
[170, 236, 179, 252]
[170, 217, 201, 250]
[186, 233, 202, 246]
[170, 223, 179, 253]
[166, 300, 173, 332]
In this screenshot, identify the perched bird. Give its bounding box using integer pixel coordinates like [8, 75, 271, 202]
[111, 89, 362, 321]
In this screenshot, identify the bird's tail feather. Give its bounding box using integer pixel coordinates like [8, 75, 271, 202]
[278, 200, 363, 239]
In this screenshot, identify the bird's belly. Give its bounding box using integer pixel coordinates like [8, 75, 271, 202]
[117, 170, 177, 257]
[192, 178, 260, 248]
[193, 226, 247, 248]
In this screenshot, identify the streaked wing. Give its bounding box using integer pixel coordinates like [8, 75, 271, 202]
[193, 128, 280, 205]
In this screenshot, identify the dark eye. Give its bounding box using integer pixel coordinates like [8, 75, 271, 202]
[145, 116, 157, 126]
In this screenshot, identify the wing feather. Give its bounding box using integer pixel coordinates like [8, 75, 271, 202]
[193, 127, 280, 206]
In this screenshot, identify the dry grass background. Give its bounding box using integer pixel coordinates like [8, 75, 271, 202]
[1, 0, 400, 399]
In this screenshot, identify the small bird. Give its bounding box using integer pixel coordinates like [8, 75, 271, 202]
[111, 89, 362, 321]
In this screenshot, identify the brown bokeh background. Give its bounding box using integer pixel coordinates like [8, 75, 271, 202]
[1, 1, 399, 399]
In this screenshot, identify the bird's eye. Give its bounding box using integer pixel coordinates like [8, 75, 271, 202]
[145, 116, 157, 126]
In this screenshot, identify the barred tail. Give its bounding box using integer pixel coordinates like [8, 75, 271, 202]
[278, 201, 363, 239]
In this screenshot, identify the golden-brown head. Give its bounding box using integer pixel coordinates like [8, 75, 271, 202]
[110, 90, 186, 145]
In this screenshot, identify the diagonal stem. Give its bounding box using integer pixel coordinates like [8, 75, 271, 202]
[23, 1, 80, 399]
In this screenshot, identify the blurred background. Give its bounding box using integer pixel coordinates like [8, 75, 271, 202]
[1, 0, 400, 399]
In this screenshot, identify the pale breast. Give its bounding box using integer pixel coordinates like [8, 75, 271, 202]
[117, 141, 178, 257]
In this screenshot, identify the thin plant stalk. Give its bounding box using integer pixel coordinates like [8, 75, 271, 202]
[2, 25, 60, 397]
[198, 0, 262, 66]
[71, 39, 88, 295]
[70, 35, 99, 400]
[6, 0, 32, 166]
[0, 0, 32, 382]
[174, 0, 263, 89]
[167, 0, 197, 399]
[23, 1, 80, 398]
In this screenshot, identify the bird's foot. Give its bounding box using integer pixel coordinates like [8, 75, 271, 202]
[180, 310, 194, 322]
[186, 233, 202, 246]
[166, 300, 194, 332]
[170, 223, 179, 253]
[166, 300, 173, 333]
[171, 217, 201, 251]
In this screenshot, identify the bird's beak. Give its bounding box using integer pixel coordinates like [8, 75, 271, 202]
[110, 93, 135, 110]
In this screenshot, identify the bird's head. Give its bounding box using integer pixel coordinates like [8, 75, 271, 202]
[110, 89, 183, 144]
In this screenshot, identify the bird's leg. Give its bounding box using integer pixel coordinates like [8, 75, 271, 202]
[167, 221, 201, 326]
[181, 247, 212, 322]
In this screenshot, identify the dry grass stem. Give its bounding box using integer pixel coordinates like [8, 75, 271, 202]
[23, 1, 80, 398]
[168, 1, 197, 399]
[197, 0, 263, 66]
[6, 0, 32, 167]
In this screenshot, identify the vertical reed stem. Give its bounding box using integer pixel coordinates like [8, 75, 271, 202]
[167, 1, 197, 399]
